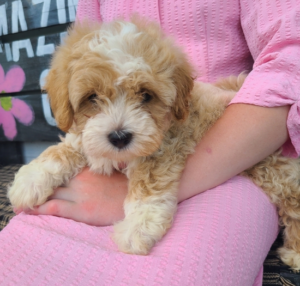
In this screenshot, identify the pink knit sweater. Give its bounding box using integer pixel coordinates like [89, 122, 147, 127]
[77, 0, 300, 158]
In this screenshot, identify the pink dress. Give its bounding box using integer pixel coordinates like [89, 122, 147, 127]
[0, 0, 299, 285]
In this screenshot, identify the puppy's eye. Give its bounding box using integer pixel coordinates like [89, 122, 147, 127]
[88, 93, 97, 102]
[141, 92, 152, 103]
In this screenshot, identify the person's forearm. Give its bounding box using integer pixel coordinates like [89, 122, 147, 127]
[178, 103, 290, 202]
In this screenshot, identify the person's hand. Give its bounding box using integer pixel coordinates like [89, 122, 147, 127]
[17, 167, 128, 226]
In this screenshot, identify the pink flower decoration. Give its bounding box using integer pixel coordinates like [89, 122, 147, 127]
[0, 65, 34, 140]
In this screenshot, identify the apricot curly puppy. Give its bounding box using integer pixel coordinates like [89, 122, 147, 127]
[7, 18, 300, 269]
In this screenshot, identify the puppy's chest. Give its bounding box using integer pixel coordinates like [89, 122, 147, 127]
[85, 154, 137, 178]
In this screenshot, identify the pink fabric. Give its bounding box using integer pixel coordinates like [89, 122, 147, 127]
[77, 0, 300, 158]
[0, 176, 278, 286]
[253, 267, 264, 286]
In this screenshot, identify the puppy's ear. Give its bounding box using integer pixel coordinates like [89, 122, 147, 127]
[43, 22, 102, 132]
[171, 61, 194, 121]
[44, 68, 74, 132]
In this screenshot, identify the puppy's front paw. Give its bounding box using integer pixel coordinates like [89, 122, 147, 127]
[113, 203, 174, 255]
[8, 162, 57, 209]
[113, 219, 157, 255]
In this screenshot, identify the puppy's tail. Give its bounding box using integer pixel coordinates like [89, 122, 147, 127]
[214, 72, 247, 92]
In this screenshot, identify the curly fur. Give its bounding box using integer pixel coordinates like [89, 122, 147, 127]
[7, 18, 300, 268]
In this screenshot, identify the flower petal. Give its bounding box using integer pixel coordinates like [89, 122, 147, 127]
[0, 106, 17, 140]
[11, 98, 34, 125]
[2, 66, 26, 93]
[0, 65, 5, 86]
[0, 65, 5, 90]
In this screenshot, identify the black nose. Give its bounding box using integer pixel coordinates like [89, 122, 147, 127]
[108, 130, 133, 149]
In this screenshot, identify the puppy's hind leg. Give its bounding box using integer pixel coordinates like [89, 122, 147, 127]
[242, 153, 300, 270]
[278, 209, 300, 270]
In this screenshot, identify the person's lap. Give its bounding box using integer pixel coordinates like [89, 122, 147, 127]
[0, 176, 278, 286]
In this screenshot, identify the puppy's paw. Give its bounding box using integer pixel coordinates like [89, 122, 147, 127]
[278, 246, 300, 270]
[113, 219, 158, 255]
[113, 202, 175, 255]
[8, 162, 57, 209]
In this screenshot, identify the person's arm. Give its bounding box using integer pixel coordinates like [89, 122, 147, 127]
[178, 103, 289, 201]
[178, 0, 300, 202]
[22, 103, 289, 225]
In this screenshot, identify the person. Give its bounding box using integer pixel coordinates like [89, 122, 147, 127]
[2, 0, 299, 285]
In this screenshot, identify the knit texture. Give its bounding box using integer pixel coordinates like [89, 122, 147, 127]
[0, 176, 278, 286]
[77, 0, 300, 158]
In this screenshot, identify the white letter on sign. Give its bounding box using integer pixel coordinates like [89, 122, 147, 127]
[68, 0, 78, 22]
[0, 4, 8, 36]
[32, 0, 51, 27]
[12, 39, 34, 62]
[40, 69, 57, 126]
[12, 0, 28, 33]
[56, 0, 66, 24]
[36, 36, 55, 56]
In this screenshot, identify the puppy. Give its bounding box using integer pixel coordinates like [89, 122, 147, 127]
[7, 18, 300, 269]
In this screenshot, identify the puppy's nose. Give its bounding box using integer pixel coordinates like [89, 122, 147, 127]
[108, 130, 133, 149]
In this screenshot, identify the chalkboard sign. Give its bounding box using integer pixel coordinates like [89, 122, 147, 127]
[0, 0, 78, 142]
[0, 0, 78, 35]
[0, 32, 65, 92]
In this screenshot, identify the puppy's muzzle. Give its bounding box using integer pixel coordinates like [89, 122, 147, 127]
[108, 130, 133, 149]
